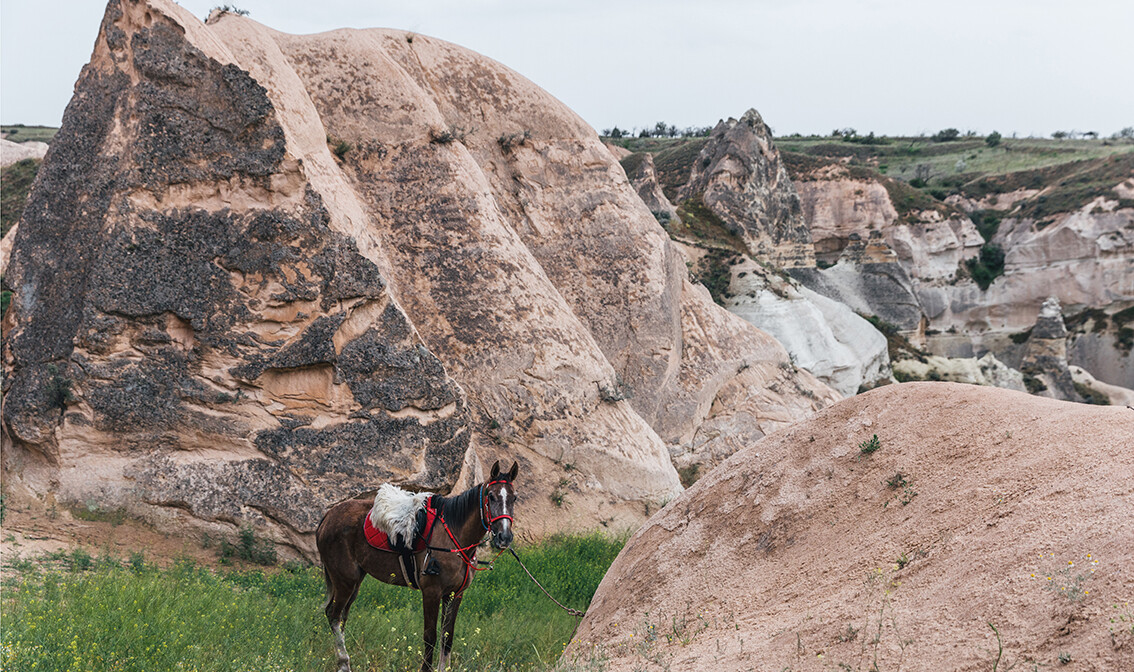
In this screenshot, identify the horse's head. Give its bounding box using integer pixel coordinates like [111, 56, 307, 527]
[483, 460, 519, 549]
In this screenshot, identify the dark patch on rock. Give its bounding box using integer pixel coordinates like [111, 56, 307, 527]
[130, 23, 285, 188]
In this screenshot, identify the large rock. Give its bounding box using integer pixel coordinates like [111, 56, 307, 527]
[678, 110, 813, 267]
[568, 382, 1134, 671]
[622, 152, 678, 223]
[0, 138, 49, 167]
[724, 256, 890, 396]
[790, 232, 928, 342]
[1, 0, 835, 550]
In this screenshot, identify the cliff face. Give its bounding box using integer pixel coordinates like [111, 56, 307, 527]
[2, 1, 834, 552]
[678, 110, 814, 268]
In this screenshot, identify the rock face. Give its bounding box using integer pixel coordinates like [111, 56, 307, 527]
[678, 110, 813, 267]
[567, 383, 1134, 672]
[1018, 297, 1081, 401]
[0, 138, 49, 167]
[622, 152, 678, 224]
[790, 232, 927, 342]
[893, 352, 1026, 392]
[1, 0, 835, 551]
[724, 256, 890, 396]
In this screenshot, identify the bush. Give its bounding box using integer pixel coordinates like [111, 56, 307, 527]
[985, 131, 1002, 147]
[965, 243, 1005, 290]
[932, 128, 961, 142]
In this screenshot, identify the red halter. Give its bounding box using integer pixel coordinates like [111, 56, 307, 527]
[434, 479, 513, 596]
[480, 479, 514, 530]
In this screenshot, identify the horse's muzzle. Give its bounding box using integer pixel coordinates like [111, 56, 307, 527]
[491, 525, 513, 549]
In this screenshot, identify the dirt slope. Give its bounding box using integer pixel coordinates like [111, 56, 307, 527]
[568, 382, 1134, 671]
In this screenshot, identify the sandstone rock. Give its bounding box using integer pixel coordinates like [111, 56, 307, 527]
[2, 0, 836, 549]
[678, 110, 813, 267]
[892, 352, 1026, 392]
[1069, 365, 1134, 406]
[724, 256, 890, 396]
[790, 232, 927, 342]
[1018, 297, 1081, 402]
[568, 383, 1134, 671]
[0, 138, 48, 167]
[622, 152, 678, 224]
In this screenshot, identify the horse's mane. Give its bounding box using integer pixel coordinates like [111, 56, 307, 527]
[434, 484, 482, 525]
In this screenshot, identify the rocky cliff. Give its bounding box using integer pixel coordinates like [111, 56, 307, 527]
[1, 0, 834, 553]
[678, 110, 814, 268]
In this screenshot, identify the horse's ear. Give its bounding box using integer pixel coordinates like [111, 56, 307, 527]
[490, 460, 501, 480]
[507, 461, 519, 482]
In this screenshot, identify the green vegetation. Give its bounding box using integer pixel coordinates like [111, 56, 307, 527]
[1, 124, 58, 144]
[964, 243, 1006, 291]
[2, 158, 40, 237]
[858, 434, 881, 455]
[1073, 381, 1110, 405]
[1, 533, 623, 672]
[969, 209, 1004, 242]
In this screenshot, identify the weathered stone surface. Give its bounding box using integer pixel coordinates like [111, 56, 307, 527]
[790, 233, 927, 339]
[3, 1, 838, 548]
[723, 255, 890, 396]
[1019, 298, 1081, 402]
[623, 152, 678, 224]
[678, 110, 813, 267]
[0, 138, 48, 167]
[893, 352, 1026, 392]
[2, 0, 468, 554]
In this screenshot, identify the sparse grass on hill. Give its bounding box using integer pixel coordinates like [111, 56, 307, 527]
[1, 158, 40, 238]
[1, 533, 623, 672]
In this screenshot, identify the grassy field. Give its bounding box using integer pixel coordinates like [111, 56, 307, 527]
[1, 533, 623, 672]
[1, 124, 58, 144]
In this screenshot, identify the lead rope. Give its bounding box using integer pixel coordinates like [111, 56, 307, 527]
[508, 547, 587, 623]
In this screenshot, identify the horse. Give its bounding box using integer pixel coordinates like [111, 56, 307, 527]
[316, 460, 519, 672]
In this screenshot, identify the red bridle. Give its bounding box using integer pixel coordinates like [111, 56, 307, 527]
[435, 479, 513, 596]
[479, 479, 514, 530]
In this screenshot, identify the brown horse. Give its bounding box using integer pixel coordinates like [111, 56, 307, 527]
[316, 461, 519, 672]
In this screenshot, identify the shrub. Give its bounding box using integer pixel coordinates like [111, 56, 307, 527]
[46, 363, 74, 411]
[430, 125, 473, 145]
[965, 243, 1005, 290]
[859, 434, 881, 455]
[932, 128, 960, 142]
[496, 129, 531, 152]
[210, 4, 249, 17]
[985, 131, 1002, 147]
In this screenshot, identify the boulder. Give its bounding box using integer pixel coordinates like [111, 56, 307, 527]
[0, 138, 48, 167]
[568, 382, 1134, 671]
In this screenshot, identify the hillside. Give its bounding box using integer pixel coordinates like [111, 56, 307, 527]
[569, 382, 1134, 671]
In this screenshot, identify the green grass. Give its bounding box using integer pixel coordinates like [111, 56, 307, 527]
[2, 158, 40, 237]
[1, 124, 58, 144]
[1, 533, 623, 672]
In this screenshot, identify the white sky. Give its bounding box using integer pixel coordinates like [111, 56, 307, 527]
[2, 0, 1132, 137]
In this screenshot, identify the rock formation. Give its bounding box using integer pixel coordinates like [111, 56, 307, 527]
[677, 110, 814, 267]
[724, 257, 890, 396]
[621, 152, 678, 224]
[790, 232, 928, 344]
[567, 382, 1134, 671]
[0, 138, 48, 167]
[1, 0, 834, 553]
[1018, 297, 1081, 401]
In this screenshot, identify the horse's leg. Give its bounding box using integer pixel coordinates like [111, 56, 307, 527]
[419, 585, 442, 672]
[439, 593, 464, 672]
[324, 565, 363, 672]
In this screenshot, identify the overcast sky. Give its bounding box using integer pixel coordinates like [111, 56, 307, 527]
[2, 0, 1131, 137]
